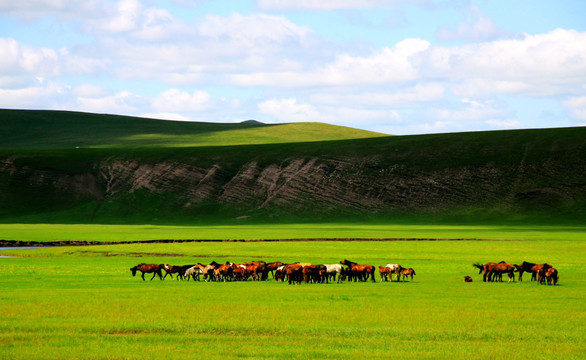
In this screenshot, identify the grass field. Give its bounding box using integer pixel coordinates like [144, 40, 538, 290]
[1, 226, 585, 359]
[2, 223, 586, 242]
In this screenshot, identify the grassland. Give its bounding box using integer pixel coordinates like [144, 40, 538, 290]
[1, 223, 586, 243]
[1, 110, 585, 358]
[0, 109, 386, 149]
[1, 237, 584, 359]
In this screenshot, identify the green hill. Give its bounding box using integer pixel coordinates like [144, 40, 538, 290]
[1, 109, 585, 225]
[0, 109, 386, 149]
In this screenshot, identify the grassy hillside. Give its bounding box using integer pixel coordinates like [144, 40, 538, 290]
[0, 109, 386, 149]
[1, 109, 585, 225]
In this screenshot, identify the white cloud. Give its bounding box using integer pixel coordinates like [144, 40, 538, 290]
[422, 29, 586, 97]
[486, 119, 522, 129]
[437, 5, 505, 42]
[311, 83, 445, 106]
[0, 38, 60, 77]
[152, 89, 213, 112]
[564, 97, 586, 121]
[257, 0, 423, 11]
[432, 98, 512, 122]
[258, 98, 321, 123]
[0, 81, 68, 108]
[257, 97, 401, 127]
[0, 0, 104, 21]
[75, 91, 146, 114]
[199, 13, 313, 45]
[230, 38, 430, 87]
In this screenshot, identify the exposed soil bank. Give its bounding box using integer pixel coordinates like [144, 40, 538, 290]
[0, 238, 525, 247]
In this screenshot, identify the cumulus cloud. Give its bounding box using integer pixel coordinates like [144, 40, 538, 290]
[0, 38, 60, 77]
[152, 89, 213, 112]
[199, 13, 313, 45]
[311, 83, 445, 106]
[564, 97, 586, 121]
[436, 5, 505, 42]
[0, 0, 104, 21]
[74, 91, 147, 114]
[257, 97, 401, 127]
[432, 98, 512, 123]
[230, 38, 430, 87]
[257, 0, 424, 11]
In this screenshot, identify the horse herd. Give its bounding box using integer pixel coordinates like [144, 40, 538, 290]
[130, 259, 416, 284]
[472, 261, 559, 285]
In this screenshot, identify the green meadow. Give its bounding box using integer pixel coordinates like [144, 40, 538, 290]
[2, 111, 585, 358]
[1, 227, 585, 359]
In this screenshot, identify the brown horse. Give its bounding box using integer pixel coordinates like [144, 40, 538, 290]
[266, 261, 284, 279]
[473, 262, 506, 282]
[284, 263, 304, 285]
[400, 268, 416, 281]
[130, 263, 164, 281]
[545, 267, 559, 285]
[378, 265, 391, 282]
[340, 259, 375, 282]
[464, 276, 473, 282]
[487, 262, 516, 282]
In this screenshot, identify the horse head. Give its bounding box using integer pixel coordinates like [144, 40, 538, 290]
[130, 267, 137, 276]
[472, 263, 484, 274]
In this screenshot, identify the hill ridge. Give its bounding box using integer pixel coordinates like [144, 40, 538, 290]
[1, 110, 585, 224]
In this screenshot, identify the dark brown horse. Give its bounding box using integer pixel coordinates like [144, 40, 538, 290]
[130, 263, 164, 281]
[464, 276, 473, 282]
[544, 267, 559, 285]
[266, 261, 284, 279]
[284, 263, 304, 285]
[340, 259, 375, 282]
[514, 262, 552, 282]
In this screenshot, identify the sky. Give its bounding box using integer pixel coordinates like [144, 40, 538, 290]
[1, 0, 585, 135]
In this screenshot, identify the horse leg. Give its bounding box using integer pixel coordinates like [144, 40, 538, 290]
[518, 270, 524, 282]
[141, 272, 146, 281]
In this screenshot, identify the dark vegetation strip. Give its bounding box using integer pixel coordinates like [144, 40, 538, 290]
[0, 237, 527, 247]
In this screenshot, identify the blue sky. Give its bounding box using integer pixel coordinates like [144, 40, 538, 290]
[1, 0, 585, 135]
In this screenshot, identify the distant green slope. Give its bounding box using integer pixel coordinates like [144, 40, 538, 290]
[1, 109, 585, 225]
[0, 109, 386, 149]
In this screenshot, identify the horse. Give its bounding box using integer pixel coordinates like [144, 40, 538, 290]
[130, 263, 164, 281]
[400, 268, 416, 281]
[214, 262, 234, 282]
[473, 262, 506, 282]
[323, 264, 343, 283]
[487, 262, 516, 282]
[385, 263, 402, 282]
[163, 264, 192, 280]
[302, 265, 323, 283]
[184, 265, 203, 281]
[266, 262, 284, 279]
[340, 259, 375, 282]
[284, 263, 304, 285]
[464, 276, 473, 282]
[378, 265, 391, 282]
[532, 263, 553, 282]
[544, 267, 559, 285]
[274, 265, 286, 282]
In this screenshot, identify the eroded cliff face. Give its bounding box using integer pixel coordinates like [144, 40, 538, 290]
[0, 155, 509, 214]
[1, 149, 581, 222]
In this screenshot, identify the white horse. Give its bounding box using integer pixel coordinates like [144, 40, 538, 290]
[385, 263, 402, 282]
[324, 264, 343, 283]
[184, 265, 203, 281]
